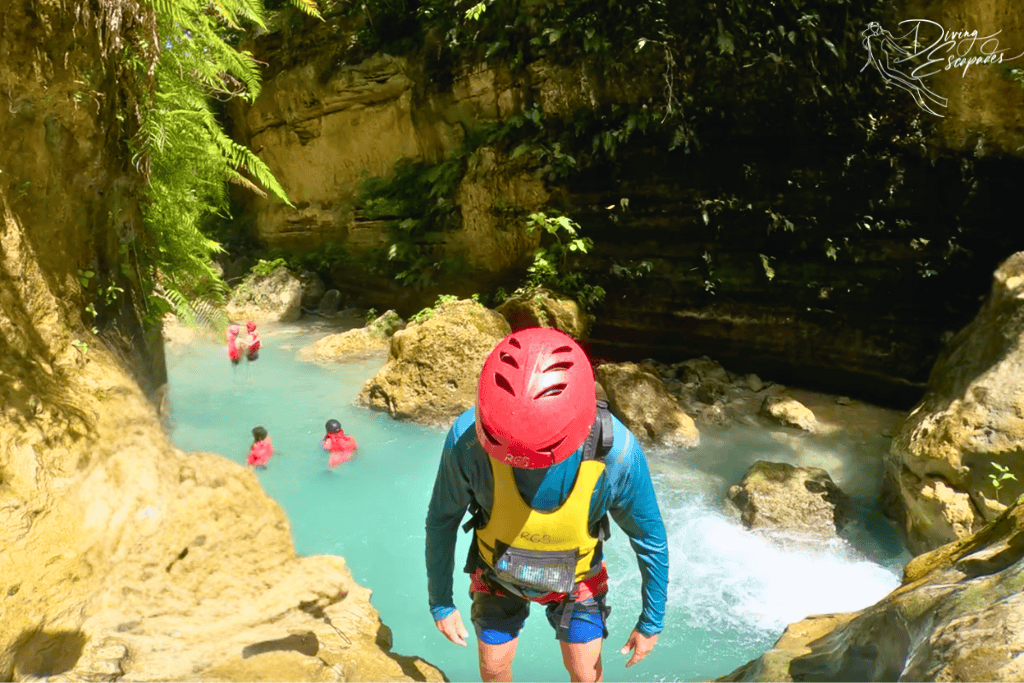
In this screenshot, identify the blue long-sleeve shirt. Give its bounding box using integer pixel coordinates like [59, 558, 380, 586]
[425, 408, 669, 636]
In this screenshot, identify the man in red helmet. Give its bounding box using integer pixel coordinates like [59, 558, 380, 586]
[425, 327, 669, 682]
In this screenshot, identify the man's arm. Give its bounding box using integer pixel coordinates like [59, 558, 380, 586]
[425, 415, 475, 619]
[604, 422, 669, 637]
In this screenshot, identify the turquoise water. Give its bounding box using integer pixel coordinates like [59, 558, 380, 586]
[166, 322, 909, 682]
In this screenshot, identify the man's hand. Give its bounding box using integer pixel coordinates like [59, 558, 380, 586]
[620, 629, 658, 667]
[435, 609, 470, 647]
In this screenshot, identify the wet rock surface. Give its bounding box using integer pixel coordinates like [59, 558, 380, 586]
[727, 461, 847, 538]
[887, 253, 1024, 555]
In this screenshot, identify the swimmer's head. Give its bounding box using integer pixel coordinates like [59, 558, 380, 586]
[246, 320, 257, 333]
[228, 324, 240, 337]
[325, 419, 342, 434]
[252, 425, 268, 441]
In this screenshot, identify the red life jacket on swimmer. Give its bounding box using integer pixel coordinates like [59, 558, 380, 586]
[246, 332, 261, 360]
[464, 401, 615, 598]
[323, 432, 357, 453]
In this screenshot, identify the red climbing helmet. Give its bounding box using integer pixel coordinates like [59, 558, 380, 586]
[475, 327, 596, 469]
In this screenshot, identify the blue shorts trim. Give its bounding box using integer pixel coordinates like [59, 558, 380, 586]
[469, 590, 609, 644]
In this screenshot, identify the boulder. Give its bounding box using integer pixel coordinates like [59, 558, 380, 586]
[887, 253, 1024, 554]
[359, 299, 510, 425]
[301, 310, 405, 363]
[727, 461, 846, 538]
[226, 266, 303, 323]
[495, 287, 591, 338]
[594, 362, 700, 449]
[761, 395, 821, 433]
[677, 356, 731, 385]
[719, 496, 1024, 682]
[317, 289, 342, 316]
[296, 269, 326, 309]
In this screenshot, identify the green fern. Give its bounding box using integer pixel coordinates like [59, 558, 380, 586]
[134, 0, 319, 329]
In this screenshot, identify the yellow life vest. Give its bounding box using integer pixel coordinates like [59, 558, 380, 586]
[475, 456, 604, 594]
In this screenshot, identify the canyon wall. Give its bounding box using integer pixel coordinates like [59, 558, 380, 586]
[230, 2, 1024, 410]
[0, 1, 440, 679]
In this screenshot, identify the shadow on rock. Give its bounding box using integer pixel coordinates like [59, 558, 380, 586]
[11, 629, 86, 678]
[241, 631, 319, 659]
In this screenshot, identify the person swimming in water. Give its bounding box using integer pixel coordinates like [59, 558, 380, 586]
[226, 324, 243, 365]
[245, 321, 261, 362]
[322, 419, 357, 468]
[248, 426, 273, 468]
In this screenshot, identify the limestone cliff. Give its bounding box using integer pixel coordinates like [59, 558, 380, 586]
[230, 1, 1024, 408]
[0, 1, 441, 680]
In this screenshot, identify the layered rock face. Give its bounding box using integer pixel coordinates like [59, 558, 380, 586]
[231, 3, 1024, 408]
[0, 2, 441, 680]
[230, 48, 456, 252]
[886, 252, 1024, 555]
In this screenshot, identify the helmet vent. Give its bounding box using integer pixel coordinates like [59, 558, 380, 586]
[481, 425, 502, 447]
[499, 352, 519, 368]
[494, 372, 516, 396]
[552, 345, 573, 354]
[508, 337, 522, 349]
[542, 361, 573, 373]
[538, 437, 566, 457]
[535, 383, 567, 399]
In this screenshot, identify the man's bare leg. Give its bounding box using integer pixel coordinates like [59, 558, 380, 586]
[560, 638, 603, 682]
[478, 637, 519, 682]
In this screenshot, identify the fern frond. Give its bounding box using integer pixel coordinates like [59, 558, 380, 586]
[206, 121, 292, 205]
[226, 170, 268, 197]
[289, 0, 323, 19]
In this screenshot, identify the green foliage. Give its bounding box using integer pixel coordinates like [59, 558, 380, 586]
[989, 463, 1018, 504]
[249, 258, 289, 277]
[522, 212, 605, 311]
[260, 243, 356, 279]
[356, 151, 466, 286]
[132, 0, 320, 332]
[609, 259, 653, 280]
[409, 293, 461, 324]
[71, 339, 89, 357]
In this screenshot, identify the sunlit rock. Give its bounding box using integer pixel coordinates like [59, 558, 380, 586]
[301, 310, 405, 363]
[227, 266, 303, 323]
[359, 299, 510, 425]
[887, 252, 1024, 554]
[594, 362, 699, 449]
[727, 461, 847, 538]
[2, 268, 441, 683]
[719, 496, 1024, 682]
[450, 145, 548, 273]
[495, 287, 590, 338]
[761, 395, 821, 433]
